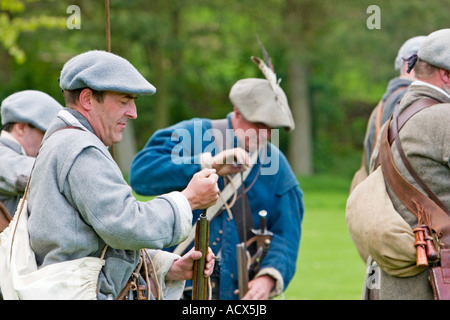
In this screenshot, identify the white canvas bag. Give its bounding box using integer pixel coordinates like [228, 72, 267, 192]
[0, 189, 106, 300]
[345, 165, 425, 277]
[0, 110, 107, 300]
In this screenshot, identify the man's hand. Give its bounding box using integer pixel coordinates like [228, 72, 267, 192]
[182, 169, 219, 210]
[165, 247, 215, 281]
[234, 275, 275, 300]
[211, 148, 250, 176]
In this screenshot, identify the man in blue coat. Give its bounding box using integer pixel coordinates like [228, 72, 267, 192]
[130, 64, 304, 300]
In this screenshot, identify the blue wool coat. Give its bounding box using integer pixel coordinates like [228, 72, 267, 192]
[130, 115, 304, 299]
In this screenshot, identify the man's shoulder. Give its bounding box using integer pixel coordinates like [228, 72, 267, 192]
[171, 117, 212, 131]
[258, 143, 300, 194]
[151, 117, 211, 138]
[42, 126, 109, 161]
[413, 102, 450, 122]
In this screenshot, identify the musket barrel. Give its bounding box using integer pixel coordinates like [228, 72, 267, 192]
[192, 210, 209, 300]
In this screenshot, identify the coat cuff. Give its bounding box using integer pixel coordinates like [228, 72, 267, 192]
[146, 249, 186, 300]
[163, 191, 192, 245]
[255, 267, 284, 298]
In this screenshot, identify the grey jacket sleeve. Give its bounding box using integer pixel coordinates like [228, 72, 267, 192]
[63, 145, 193, 251]
[0, 146, 34, 196]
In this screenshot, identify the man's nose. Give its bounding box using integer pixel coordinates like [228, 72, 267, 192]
[126, 101, 137, 119]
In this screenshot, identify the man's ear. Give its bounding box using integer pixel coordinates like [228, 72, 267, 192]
[440, 69, 450, 86]
[78, 88, 94, 111]
[13, 123, 26, 137]
[233, 107, 241, 119]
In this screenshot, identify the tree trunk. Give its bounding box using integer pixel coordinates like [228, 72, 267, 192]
[115, 124, 137, 174]
[287, 60, 313, 175]
[284, 0, 314, 175]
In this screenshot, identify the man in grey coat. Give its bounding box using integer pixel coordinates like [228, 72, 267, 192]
[368, 29, 450, 299]
[26, 50, 218, 299]
[0, 90, 63, 216]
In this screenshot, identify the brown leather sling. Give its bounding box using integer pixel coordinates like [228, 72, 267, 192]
[380, 98, 450, 299]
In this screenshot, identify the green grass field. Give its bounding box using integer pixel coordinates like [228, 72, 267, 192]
[134, 174, 366, 300]
[283, 174, 366, 300]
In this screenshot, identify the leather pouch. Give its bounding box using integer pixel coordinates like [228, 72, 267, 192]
[429, 249, 450, 300]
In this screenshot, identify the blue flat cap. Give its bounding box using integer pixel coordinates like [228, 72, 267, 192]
[1, 90, 63, 132]
[59, 50, 156, 95]
[418, 29, 450, 71]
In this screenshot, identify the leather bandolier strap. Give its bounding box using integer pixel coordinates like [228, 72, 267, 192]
[381, 99, 450, 246]
[379, 98, 450, 299]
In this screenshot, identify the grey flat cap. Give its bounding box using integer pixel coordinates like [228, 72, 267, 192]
[394, 35, 426, 70]
[1, 90, 63, 132]
[59, 50, 156, 95]
[229, 78, 295, 132]
[418, 29, 450, 71]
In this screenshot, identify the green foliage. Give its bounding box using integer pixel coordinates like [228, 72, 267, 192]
[2, 1, 447, 299]
[1, 0, 449, 177]
[0, 0, 66, 64]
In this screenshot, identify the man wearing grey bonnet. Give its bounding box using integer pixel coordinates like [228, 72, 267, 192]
[363, 35, 426, 173]
[366, 28, 450, 299]
[351, 36, 426, 299]
[24, 50, 219, 300]
[0, 90, 62, 219]
[130, 57, 304, 299]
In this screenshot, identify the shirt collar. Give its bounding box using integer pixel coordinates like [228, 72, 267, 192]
[0, 130, 27, 155]
[411, 80, 450, 100]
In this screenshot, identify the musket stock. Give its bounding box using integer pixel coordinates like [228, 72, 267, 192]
[192, 209, 210, 300]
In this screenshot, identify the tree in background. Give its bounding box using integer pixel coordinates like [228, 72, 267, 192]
[1, 0, 449, 177]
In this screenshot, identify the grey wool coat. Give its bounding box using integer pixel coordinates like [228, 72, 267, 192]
[27, 109, 192, 299]
[370, 82, 450, 299]
[0, 134, 34, 215]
